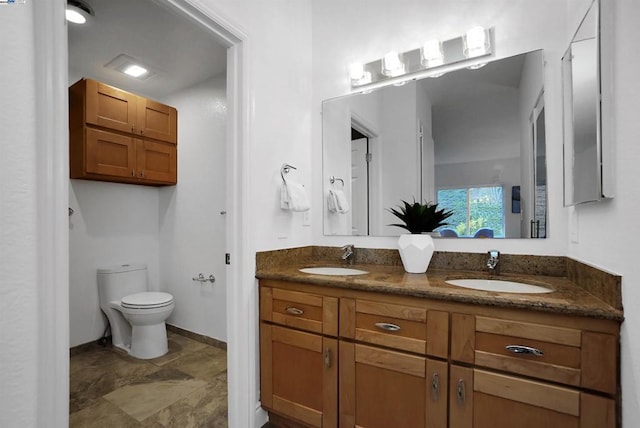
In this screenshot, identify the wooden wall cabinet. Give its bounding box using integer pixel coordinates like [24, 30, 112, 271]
[258, 280, 620, 428]
[69, 78, 177, 186]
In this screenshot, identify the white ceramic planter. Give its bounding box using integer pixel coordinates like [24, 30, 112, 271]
[397, 233, 435, 274]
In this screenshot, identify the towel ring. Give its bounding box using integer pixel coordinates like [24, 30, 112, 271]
[281, 163, 297, 182]
[329, 176, 344, 188]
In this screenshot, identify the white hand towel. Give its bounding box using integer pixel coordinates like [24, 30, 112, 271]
[281, 180, 310, 212]
[327, 189, 338, 213]
[333, 189, 350, 213]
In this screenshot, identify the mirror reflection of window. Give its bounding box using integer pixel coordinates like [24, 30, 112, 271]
[437, 186, 505, 238]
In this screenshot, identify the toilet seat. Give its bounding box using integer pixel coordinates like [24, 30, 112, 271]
[121, 292, 174, 309]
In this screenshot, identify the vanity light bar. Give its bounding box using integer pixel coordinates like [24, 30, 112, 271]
[350, 27, 493, 88]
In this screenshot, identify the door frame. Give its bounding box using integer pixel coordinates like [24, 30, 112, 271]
[34, 0, 255, 426]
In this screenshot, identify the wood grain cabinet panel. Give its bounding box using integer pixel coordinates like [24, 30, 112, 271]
[339, 342, 447, 428]
[69, 78, 177, 186]
[84, 128, 136, 179]
[84, 79, 137, 134]
[450, 313, 618, 395]
[449, 366, 615, 428]
[340, 298, 448, 357]
[137, 98, 178, 144]
[260, 323, 337, 427]
[259, 281, 620, 428]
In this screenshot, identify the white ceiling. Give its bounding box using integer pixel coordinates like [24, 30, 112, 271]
[67, 0, 227, 100]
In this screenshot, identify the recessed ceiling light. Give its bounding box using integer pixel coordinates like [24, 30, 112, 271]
[104, 54, 156, 81]
[123, 65, 148, 78]
[66, 0, 93, 25]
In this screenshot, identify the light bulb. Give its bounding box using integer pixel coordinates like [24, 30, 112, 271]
[382, 51, 405, 77]
[421, 39, 444, 68]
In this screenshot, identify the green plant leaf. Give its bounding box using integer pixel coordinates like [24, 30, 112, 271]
[387, 198, 454, 234]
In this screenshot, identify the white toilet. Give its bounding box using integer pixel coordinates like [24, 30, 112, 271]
[97, 264, 174, 359]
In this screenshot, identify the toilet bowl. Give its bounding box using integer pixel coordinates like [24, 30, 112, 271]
[97, 264, 174, 359]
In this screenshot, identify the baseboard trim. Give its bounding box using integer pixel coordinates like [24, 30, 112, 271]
[167, 324, 227, 350]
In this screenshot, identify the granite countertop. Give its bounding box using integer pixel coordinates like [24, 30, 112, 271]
[256, 260, 624, 322]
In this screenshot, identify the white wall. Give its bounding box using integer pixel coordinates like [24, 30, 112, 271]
[0, 4, 41, 426]
[567, 0, 640, 423]
[379, 83, 421, 235]
[69, 181, 161, 347]
[312, 0, 568, 256]
[159, 75, 228, 342]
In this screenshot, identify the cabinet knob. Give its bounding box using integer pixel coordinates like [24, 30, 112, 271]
[457, 379, 466, 404]
[431, 372, 440, 400]
[324, 348, 332, 369]
[140, 170, 145, 178]
[131, 169, 135, 176]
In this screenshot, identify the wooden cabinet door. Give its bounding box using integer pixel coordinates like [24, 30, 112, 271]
[449, 366, 615, 428]
[136, 139, 177, 184]
[260, 323, 337, 428]
[339, 342, 447, 428]
[137, 98, 177, 144]
[85, 79, 138, 134]
[84, 128, 135, 178]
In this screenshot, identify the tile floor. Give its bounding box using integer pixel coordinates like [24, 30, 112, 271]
[70, 331, 227, 428]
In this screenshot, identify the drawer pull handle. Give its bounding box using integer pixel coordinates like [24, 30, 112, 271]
[431, 373, 440, 400]
[285, 307, 304, 316]
[457, 379, 466, 404]
[374, 322, 401, 332]
[506, 345, 544, 356]
[324, 348, 332, 369]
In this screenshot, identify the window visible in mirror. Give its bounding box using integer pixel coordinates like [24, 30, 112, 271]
[437, 186, 504, 238]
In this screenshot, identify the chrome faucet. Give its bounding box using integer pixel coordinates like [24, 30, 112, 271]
[486, 250, 500, 275]
[341, 244, 355, 264]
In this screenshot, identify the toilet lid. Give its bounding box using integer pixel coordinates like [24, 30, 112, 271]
[121, 292, 174, 309]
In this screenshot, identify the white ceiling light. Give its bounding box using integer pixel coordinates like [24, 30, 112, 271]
[421, 39, 444, 68]
[381, 51, 405, 77]
[464, 26, 490, 58]
[104, 54, 156, 81]
[123, 65, 148, 78]
[349, 63, 372, 87]
[66, 0, 93, 25]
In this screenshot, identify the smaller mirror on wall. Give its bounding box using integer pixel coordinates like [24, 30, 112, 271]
[323, 49, 548, 239]
[562, 0, 614, 205]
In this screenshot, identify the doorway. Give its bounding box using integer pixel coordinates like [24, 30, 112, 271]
[350, 127, 369, 236]
[62, 0, 249, 425]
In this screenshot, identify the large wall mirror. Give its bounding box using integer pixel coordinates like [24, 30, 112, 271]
[562, 0, 613, 205]
[323, 50, 547, 238]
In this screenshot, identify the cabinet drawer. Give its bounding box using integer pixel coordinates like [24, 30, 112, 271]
[451, 314, 617, 394]
[261, 287, 338, 336]
[340, 298, 448, 357]
[450, 367, 615, 428]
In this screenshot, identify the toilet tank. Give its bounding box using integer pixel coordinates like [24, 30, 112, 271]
[97, 264, 148, 304]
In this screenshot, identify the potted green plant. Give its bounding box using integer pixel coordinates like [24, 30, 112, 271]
[388, 199, 453, 273]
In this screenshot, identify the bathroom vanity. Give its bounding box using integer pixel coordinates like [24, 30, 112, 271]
[257, 249, 622, 428]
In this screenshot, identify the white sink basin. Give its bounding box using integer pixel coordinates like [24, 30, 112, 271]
[299, 267, 368, 276]
[445, 278, 553, 294]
